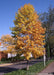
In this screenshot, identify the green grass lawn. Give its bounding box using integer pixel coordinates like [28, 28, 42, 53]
[0, 61, 3, 64]
[0, 56, 25, 64]
[0, 61, 8, 64]
[0, 60, 11, 64]
[4, 59, 54, 75]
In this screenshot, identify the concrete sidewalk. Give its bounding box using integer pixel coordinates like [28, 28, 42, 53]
[38, 62, 54, 75]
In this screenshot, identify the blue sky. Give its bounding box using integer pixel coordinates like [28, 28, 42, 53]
[0, 0, 54, 37]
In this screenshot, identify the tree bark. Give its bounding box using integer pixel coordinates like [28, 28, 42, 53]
[27, 60, 29, 70]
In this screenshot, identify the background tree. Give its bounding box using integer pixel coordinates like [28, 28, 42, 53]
[10, 4, 46, 70]
[49, 36, 54, 57]
[0, 34, 16, 60]
[39, 6, 54, 58]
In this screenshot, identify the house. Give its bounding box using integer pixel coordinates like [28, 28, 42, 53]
[0, 42, 7, 61]
[0, 51, 7, 61]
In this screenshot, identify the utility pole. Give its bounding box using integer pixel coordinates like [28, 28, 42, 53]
[43, 49, 46, 67]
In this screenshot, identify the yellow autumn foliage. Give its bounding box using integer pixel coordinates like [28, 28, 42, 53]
[14, 4, 46, 60]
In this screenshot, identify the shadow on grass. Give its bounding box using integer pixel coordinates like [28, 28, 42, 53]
[0, 67, 18, 73]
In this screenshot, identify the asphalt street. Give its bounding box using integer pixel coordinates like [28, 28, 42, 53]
[0, 59, 43, 75]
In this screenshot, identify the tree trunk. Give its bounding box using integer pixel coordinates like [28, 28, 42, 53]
[27, 60, 29, 70]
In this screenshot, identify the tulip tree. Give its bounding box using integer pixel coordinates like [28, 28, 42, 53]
[11, 4, 46, 70]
